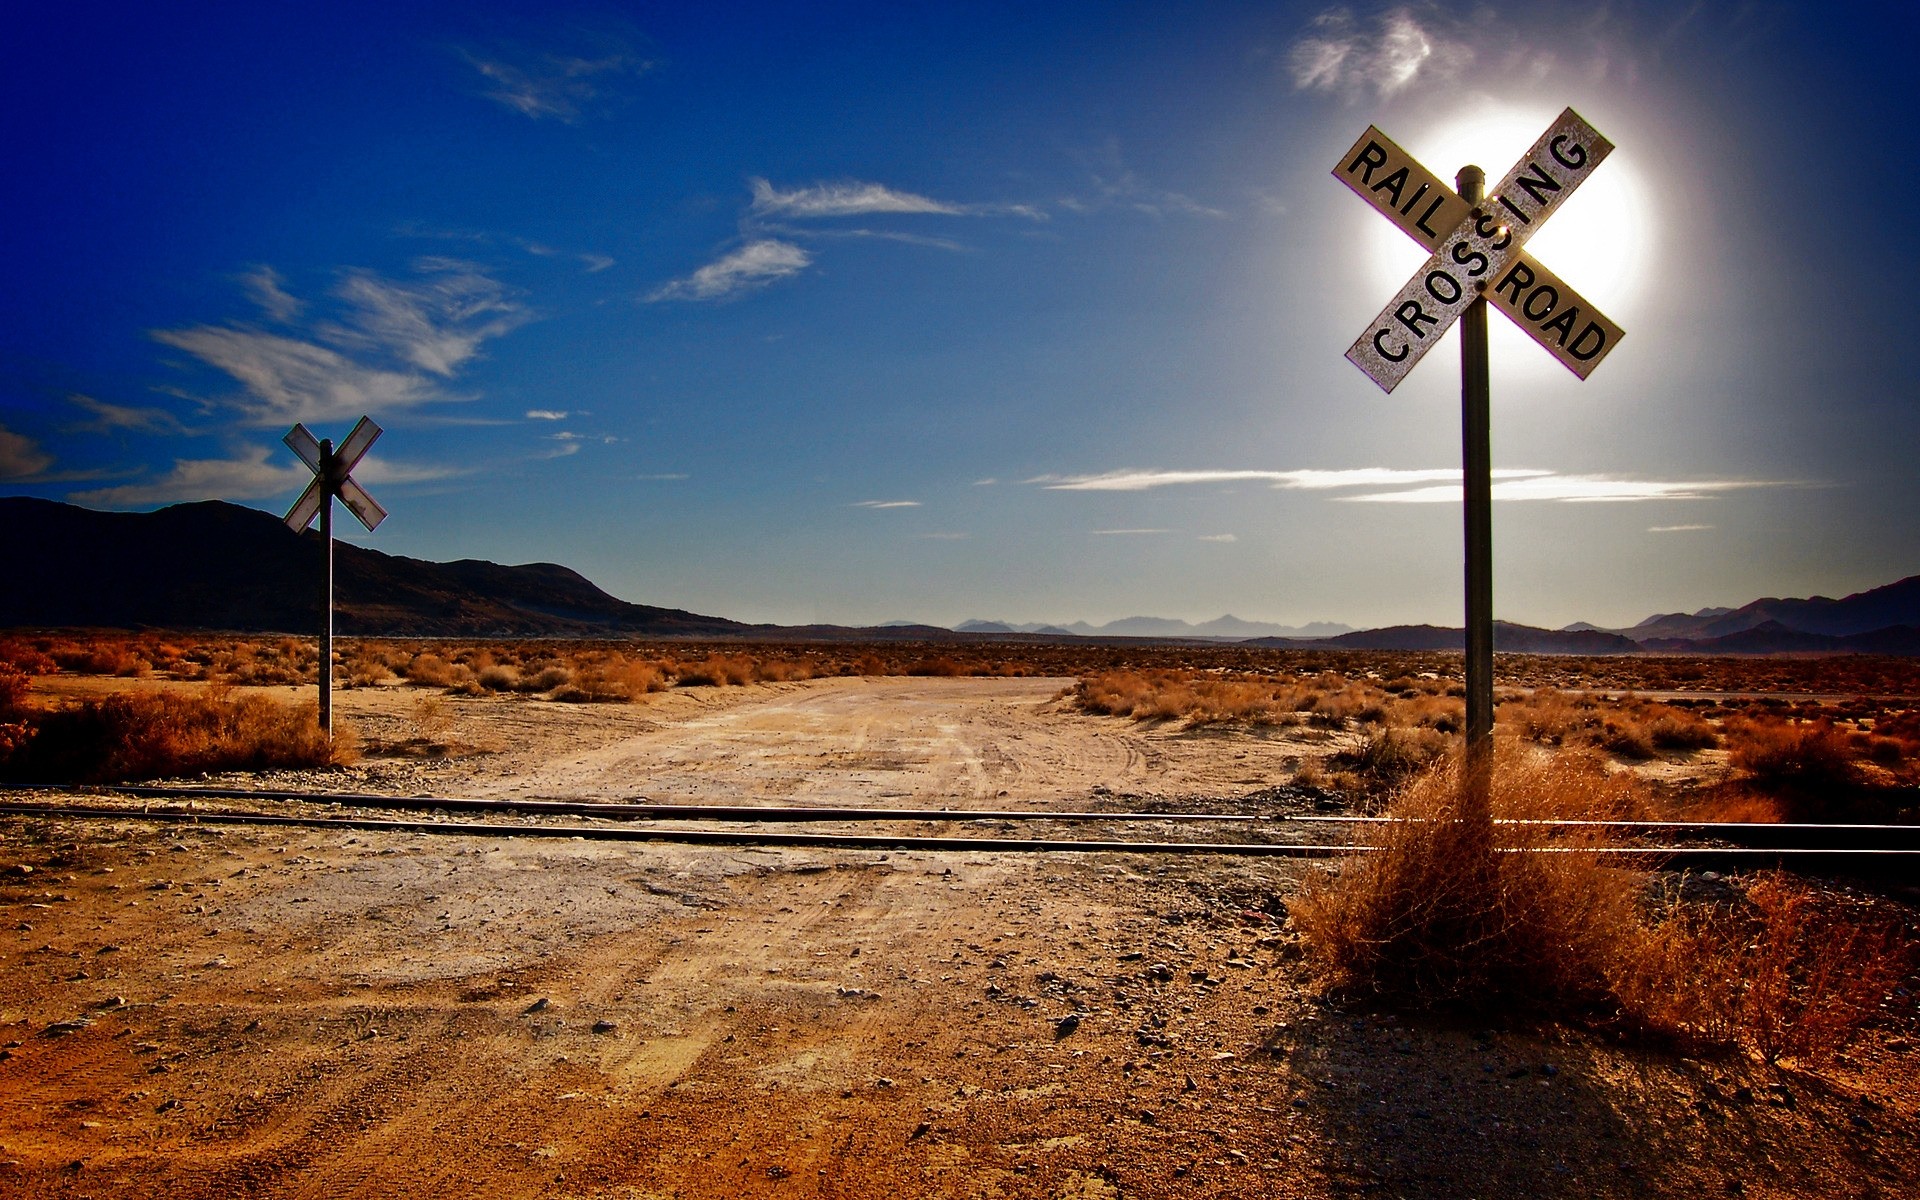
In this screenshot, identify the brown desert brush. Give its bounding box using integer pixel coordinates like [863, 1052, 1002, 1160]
[0, 688, 347, 783]
[1292, 748, 1643, 1010]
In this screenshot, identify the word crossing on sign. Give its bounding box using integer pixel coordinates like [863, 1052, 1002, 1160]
[1337, 108, 1618, 392]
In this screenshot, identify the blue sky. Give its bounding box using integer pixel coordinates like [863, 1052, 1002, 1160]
[5, 2, 1917, 630]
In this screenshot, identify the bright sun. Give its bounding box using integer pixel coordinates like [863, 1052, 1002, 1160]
[1363, 103, 1653, 316]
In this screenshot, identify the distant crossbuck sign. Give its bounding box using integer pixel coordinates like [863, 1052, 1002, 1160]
[284, 416, 386, 534]
[1334, 108, 1624, 391]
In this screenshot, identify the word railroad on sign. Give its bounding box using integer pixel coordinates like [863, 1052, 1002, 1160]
[1335, 107, 1624, 391]
[283, 415, 386, 737]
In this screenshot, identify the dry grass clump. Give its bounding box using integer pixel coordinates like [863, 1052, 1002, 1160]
[1293, 749, 1910, 1062]
[1612, 874, 1911, 1064]
[1727, 717, 1861, 793]
[1293, 750, 1647, 1009]
[0, 687, 349, 783]
[1073, 669, 1388, 728]
[1498, 689, 1720, 758]
[1324, 727, 1454, 801]
[554, 656, 670, 702]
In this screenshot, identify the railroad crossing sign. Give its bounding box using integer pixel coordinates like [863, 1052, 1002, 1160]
[283, 415, 386, 738]
[284, 416, 386, 535]
[1334, 107, 1623, 391]
[1328, 107, 1622, 800]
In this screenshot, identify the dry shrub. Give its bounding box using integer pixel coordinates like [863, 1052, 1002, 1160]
[0, 667, 31, 760]
[1073, 670, 1340, 727]
[1728, 718, 1860, 793]
[1681, 790, 1787, 824]
[1295, 749, 1909, 1062]
[476, 662, 522, 692]
[1390, 692, 1463, 733]
[0, 688, 348, 783]
[402, 653, 459, 688]
[0, 639, 57, 675]
[1328, 727, 1452, 800]
[673, 654, 756, 688]
[343, 652, 395, 687]
[1293, 749, 1641, 1009]
[556, 658, 668, 702]
[904, 656, 967, 677]
[522, 664, 574, 693]
[752, 658, 817, 682]
[1613, 874, 1910, 1064]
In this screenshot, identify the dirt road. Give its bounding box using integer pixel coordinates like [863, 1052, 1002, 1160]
[316, 676, 1325, 808]
[2, 677, 1915, 1199]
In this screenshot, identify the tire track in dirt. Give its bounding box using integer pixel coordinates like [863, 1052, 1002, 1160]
[454, 679, 1160, 808]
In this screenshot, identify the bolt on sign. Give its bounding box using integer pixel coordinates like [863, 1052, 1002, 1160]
[284, 415, 386, 737]
[1335, 107, 1624, 391]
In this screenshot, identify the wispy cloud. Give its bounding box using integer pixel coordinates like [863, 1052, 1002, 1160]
[342, 454, 465, 487]
[633, 472, 689, 481]
[1288, 6, 1473, 99]
[1031, 467, 1549, 491]
[68, 445, 309, 507]
[525, 409, 568, 420]
[651, 175, 1043, 302]
[1033, 466, 1789, 504]
[579, 253, 615, 273]
[320, 261, 528, 377]
[0, 424, 54, 481]
[65, 443, 463, 508]
[152, 260, 527, 426]
[1197, 533, 1238, 542]
[852, 499, 921, 509]
[240, 265, 302, 322]
[1060, 139, 1228, 219]
[1649, 524, 1713, 532]
[750, 178, 963, 219]
[647, 240, 813, 302]
[1093, 528, 1168, 536]
[1341, 477, 1785, 503]
[67, 394, 185, 435]
[459, 37, 652, 123]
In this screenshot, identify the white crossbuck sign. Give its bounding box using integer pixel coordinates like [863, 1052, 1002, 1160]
[1334, 108, 1624, 391]
[283, 416, 387, 534]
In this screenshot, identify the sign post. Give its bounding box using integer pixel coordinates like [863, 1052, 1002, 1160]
[284, 416, 386, 739]
[1331, 108, 1621, 799]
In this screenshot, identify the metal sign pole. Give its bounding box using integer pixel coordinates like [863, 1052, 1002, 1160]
[1457, 167, 1494, 811]
[319, 438, 335, 741]
[283, 416, 387, 746]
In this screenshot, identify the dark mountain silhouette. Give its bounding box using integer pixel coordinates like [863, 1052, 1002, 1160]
[1641, 621, 1920, 657]
[1245, 622, 1640, 655]
[2, 498, 759, 637]
[1603, 577, 1920, 641]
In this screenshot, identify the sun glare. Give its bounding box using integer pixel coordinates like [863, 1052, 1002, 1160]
[1361, 103, 1653, 316]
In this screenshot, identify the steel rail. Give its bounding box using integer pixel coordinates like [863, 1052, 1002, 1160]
[8, 785, 1917, 851]
[3, 800, 1918, 872]
[9, 784, 1258, 825]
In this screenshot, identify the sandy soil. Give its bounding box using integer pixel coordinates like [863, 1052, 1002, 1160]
[1, 677, 1916, 1199]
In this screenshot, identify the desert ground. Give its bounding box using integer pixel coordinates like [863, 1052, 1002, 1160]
[2, 670, 1917, 1199]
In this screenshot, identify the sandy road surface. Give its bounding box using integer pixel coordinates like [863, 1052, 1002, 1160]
[2, 676, 1917, 1199]
[196, 676, 1327, 810]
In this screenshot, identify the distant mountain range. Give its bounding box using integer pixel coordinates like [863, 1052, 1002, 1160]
[3, 498, 1916, 655]
[953, 616, 1354, 640]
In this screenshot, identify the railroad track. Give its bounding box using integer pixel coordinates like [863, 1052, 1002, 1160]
[3, 785, 1917, 872]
